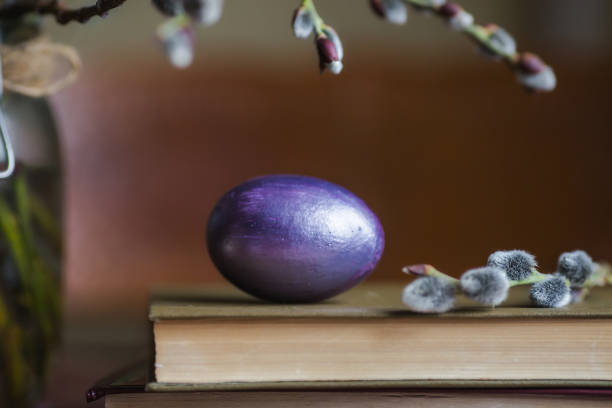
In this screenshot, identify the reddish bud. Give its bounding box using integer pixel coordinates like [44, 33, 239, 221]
[318, 28, 344, 74]
[515, 52, 556, 92]
[369, 0, 386, 18]
[370, 0, 407, 25]
[438, 1, 461, 17]
[316, 35, 338, 64]
[516, 52, 545, 74]
[402, 264, 428, 276]
[322, 25, 343, 61]
[438, 1, 472, 30]
[482, 23, 498, 33]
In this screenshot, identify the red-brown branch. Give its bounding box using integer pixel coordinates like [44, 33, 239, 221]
[0, 0, 128, 25]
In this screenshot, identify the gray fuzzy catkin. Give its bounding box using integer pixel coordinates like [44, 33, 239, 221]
[529, 276, 571, 308]
[402, 276, 456, 314]
[379, 0, 408, 25]
[460, 266, 509, 306]
[487, 250, 537, 281]
[570, 287, 586, 304]
[184, 0, 224, 26]
[557, 250, 594, 287]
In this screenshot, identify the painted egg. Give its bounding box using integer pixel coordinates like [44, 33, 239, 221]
[207, 175, 385, 302]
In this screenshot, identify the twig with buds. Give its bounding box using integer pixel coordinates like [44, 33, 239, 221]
[0, 0, 128, 25]
[1, 1, 557, 91]
[369, 0, 556, 92]
[151, 0, 224, 68]
[402, 264, 510, 313]
[401, 265, 458, 313]
[401, 249, 610, 313]
[156, 14, 195, 69]
[292, 0, 344, 74]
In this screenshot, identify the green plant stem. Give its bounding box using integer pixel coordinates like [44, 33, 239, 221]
[0, 292, 8, 331]
[2, 325, 28, 404]
[508, 269, 546, 287]
[302, 0, 324, 35]
[403, 264, 459, 283]
[0, 292, 28, 406]
[0, 173, 62, 404]
[157, 13, 192, 39]
[426, 266, 459, 283]
[463, 24, 518, 66]
[508, 269, 571, 288]
[11, 175, 56, 343]
[28, 191, 63, 253]
[0, 197, 33, 291]
[406, 0, 438, 7]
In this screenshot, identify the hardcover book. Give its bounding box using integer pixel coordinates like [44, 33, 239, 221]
[148, 283, 612, 388]
[88, 363, 612, 407]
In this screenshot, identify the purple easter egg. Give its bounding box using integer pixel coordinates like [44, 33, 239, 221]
[207, 175, 385, 303]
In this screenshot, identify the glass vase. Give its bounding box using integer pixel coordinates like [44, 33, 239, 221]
[0, 91, 63, 408]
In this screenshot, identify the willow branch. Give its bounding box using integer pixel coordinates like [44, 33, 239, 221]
[366, 0, 556, 91]
[0, 0, 128, 25]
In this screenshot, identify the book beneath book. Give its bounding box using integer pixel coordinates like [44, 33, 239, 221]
[106, 389, 612, 408]
[149, 283, 612, 388]
[89, 362, 612, 408]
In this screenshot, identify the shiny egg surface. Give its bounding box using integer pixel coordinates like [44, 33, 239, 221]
[207, 175, 385, 302]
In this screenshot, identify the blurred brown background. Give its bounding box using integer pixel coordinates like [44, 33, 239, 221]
[41, 0, 612, 406]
